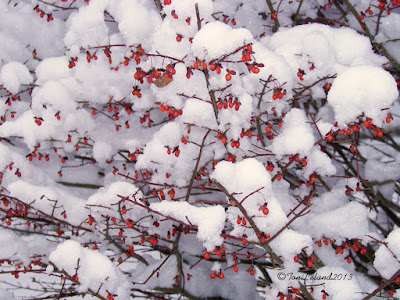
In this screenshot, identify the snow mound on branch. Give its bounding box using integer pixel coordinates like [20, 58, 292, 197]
[269, 24, 385, 70]
[211, 158, 272, 194]
[35, 57, 72, 85]
[151, 19, 193, 58]
[218, 92, 253, 140]
[32, 81, 78, 115]
[0, 228, 30, 265]
[0, 62, 33, 94]
[86, 181, 143, 220]
[163, 0, 214, 21]
[269, 229, 313, 261]
[182, 98, 218, 129]
[0, 1, 65, 67]
[92, 140, 113, 163]
[150, 201, 225, 250]
[87, 181, 141, 205]
[108, 0, 161, 46]
[271, 108, 315, 156]
[211, 159, 287, 239]
[311, 266, 363, 300]
[49, 240, 131, 299]
[307, 201, 370, 241]
[303, 149, 336, 178]
[374, 228, 400, 279]
[327, 65, 399, 126]
[192, 21, 253, 60]
[0, 110, 62, 149]
[365, 159, 400, 182]
[136, 121, 202, 186]
[7, 180, 86, 226]
[64, 0, 110, 51]
[0, 289, 14, 300]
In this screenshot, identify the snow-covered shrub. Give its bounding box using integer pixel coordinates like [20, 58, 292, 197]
[0, 0, 400, 299]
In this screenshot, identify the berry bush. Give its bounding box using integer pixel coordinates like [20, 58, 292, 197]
[0, 0, 400, 299]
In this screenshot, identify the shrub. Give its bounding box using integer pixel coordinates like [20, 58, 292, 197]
[0, 0, 400, 299]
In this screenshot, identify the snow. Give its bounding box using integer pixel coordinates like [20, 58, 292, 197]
[49, 240, 131, 298]
[64, 0, 110, 49]
[164, 0, 214, 20]
[380, 13, 400, 40]
[327, 65, 399, 126]
[374, 228, 400, 279]
[7, 180, 86, 226]
[0, 1, 65, 68]
[182, 98, 218, 129]
[0, 110, 63, 149]
[0, 288, 14, 300]
[311, 266, 363, 300]
[365, 159, 400, 182]
[0, 1, 400, 299]
[87, 181, 140, 207]
[0, 228, 30, 265]
[0, 62, 33, 94]
[211, 159, 288, 240]
[150, 201, 225, 250]
[92, 140, 113, 163]
[211, 158, 273, 195]
[35, 57, 72, 85]
[268, 24, 386, 72]
[151, 19, 193, 58]
[192, 21, 253, 60]
[109, 0, 161, 46]
[271, 108, 315, 156]
[32, 80, 78, 115]
[303, 149, 336, 178]
[306, 201, 370, 241]
[218, 91, 254, 140]
[269, 229, 313, 261]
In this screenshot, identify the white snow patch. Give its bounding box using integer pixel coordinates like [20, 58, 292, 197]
[374, 228, 400, 279]
[271, 108, 315, 156]
[93, 140, 113, 163]
[192, 21, 253, 60]
[0, 62, 33, 94]
[327, 66, 398, 126]
[49, 240, 131, 298]
[150, 201, 225, 250]
[182, 99, 218, 129]
[311, 266, 363, 300]
[307, 201, 370, 240]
